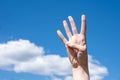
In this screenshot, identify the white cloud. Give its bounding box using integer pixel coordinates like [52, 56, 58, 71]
[88, 55, 108, 80]
[64, 76, 73, 80]
[14, 55, 71, 76]
[0, 39, 108, 80]
[51, 75, 62, 80]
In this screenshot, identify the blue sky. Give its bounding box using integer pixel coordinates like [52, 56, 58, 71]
[0, 0, 120, 80]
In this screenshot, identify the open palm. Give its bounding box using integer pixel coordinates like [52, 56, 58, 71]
[57, 15, 88, 68]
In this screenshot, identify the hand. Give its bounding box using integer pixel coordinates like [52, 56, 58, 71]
[57, 15, 89, 80]
[57, 15, 88, 68]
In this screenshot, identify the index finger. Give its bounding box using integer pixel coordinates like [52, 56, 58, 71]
[57, 30, 67, 44]
[80, 15, 86, 35]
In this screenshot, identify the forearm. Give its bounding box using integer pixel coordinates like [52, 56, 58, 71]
[72, 66, 89, 80]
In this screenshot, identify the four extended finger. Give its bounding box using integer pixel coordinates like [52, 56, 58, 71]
[80, 15, 86, 35]
[63, 20, 72, 39]
[68, 16, 78, 35]
[57, 30, 67, 44]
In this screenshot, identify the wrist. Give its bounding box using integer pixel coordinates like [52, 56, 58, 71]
[72, 66, 89, 80]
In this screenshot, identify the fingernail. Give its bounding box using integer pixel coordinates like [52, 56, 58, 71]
[82, 14, 86, 20]
[57, 30, 60, 34]
[68, 16, 72, 20]
[63, 20, 66, 24]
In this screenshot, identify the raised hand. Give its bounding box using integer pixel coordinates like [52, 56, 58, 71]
[57, 15, 89, 80]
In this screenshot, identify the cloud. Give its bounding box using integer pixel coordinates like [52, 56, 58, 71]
[64, 76, 73, 80]
[88, 55, 108, 80]
[0, 39, 108, 80]
[14, 55, 71, 76]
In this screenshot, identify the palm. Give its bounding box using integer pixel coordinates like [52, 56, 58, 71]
[67, 34, 87, 68]
[57, 15, 88, 68]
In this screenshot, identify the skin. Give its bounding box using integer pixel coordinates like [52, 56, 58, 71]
[57, 15, 90, 80]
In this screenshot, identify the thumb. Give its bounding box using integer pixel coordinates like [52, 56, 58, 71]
[66, 42, 86, 51]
